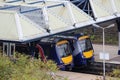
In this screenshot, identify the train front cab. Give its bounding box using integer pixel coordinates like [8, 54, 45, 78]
[72, 35, 94, 67]
[38, 38, 73, 70]
[56, 40, 73, 70]
[79, 36, 94, 65]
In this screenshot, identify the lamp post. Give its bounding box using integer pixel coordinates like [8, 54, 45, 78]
[92, 24, 114, 80]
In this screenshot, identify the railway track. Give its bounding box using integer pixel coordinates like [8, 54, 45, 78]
[72, 62, 120, 75]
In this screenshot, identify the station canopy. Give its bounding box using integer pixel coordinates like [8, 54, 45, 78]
[0, 0, 94, 42]
[2, 0, 94, 28]
[0, 10, 49, 42]
[113, 0, 120, 17]
[89, 0, 116, 22]
[97, 0, 120, 17]
[94, 0, 120, 17]
[48, 2, 94, 28]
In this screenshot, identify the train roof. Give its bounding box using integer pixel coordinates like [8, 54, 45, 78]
[60, 33, 87, 39]
[39, 36, 68, 44]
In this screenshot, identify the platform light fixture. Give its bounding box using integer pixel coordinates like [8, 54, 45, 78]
[92, 23, 115, 80]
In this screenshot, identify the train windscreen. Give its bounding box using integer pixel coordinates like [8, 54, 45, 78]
[57, 43, 71, 58]
[79, 38, 93, 52]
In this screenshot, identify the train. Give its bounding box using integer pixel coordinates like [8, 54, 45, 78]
[65, 33, 94, 67]
[37, 33, 94, 68]
[54, 33, 94, 67]
[37, 36, 74, 70]
[15, 33, 94, 70]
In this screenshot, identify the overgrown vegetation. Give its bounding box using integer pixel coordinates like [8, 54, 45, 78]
[110, 69, 120, 78]
[95, 69, 120, 80]
[90, 34, 118, 45]
[0, 52, 65, 80]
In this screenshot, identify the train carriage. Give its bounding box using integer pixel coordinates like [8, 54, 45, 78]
[38, 36, 74, 70]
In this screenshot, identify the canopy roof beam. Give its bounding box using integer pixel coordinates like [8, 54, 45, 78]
[6, 0, 22, 3]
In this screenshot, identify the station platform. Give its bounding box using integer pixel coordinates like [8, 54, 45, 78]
[93, 44, 120, 64]
[56, 71, 102, 80]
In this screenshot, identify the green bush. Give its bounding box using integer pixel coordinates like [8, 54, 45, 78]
[103, 69, 120, 80]
[0, 53, 60, 80]
[110, 69, 120, 78]
[90, 35, 95, 40]
[0, 55, 13, 80]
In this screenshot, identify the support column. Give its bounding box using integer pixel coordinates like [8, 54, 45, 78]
[116, 18, 120, 55]
[3, 42, 15, 57]
[119, 32, 120, 55]
[3, 42, 8, 56]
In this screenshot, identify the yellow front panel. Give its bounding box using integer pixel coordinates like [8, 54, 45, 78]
[61, 55, 72, 65]
[78, 36, 89, 40]
[83, 50, 94, 58]
[56, 40, 68, 46]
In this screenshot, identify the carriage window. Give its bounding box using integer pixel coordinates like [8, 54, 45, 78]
[57, 43, 71, 58]
[79, 38, 93, 52]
